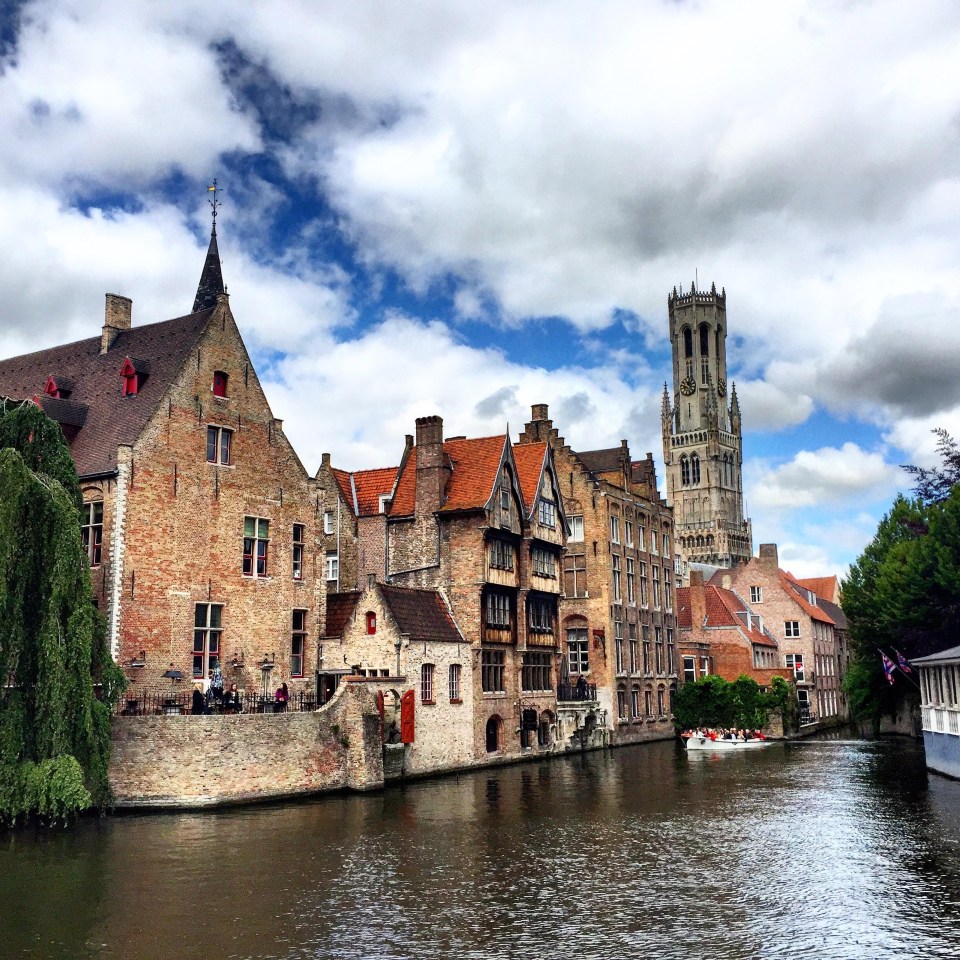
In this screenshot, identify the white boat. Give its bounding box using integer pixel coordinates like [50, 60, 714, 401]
[684, 734, 771, 751]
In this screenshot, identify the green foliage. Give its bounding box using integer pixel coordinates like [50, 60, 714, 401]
[673, 674, 785, 731]
[0, 405, 122, 825]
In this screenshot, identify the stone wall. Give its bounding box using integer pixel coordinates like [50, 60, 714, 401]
[109, 680, 384, 808]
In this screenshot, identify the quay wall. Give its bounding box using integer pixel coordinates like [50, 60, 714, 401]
[108, 682, 384, 808]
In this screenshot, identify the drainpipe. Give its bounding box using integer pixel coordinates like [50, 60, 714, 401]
[336, 496, 341, 591]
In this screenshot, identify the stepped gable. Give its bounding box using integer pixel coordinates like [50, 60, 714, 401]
[512, 441, 547, 514]
[324, 591, 362, 637]
[0, 308, 214, 478]
[380, 585, 462, 644]
[388, 434, 506, 517]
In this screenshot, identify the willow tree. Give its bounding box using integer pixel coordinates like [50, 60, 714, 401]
[0, 403, 122, 824]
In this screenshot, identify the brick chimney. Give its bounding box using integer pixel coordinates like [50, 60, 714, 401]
[758, 543, 779, 568]
[101, 293, 132, 354]
[689, 570, 708, 628]
[520, 403, 552, 443]
[415, 415, 448, 514]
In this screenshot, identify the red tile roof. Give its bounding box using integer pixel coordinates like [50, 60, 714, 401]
[331, 468, 354, 512]
[0, 309, 214, 477]
[796, 576, 840, 604]
[353, 467, 399, 516]
[324, 592, 362, 637]
[779, 572, 836, 625]
[677, 584, 777, 647]
[389, 434, 507, 517]
[513, 441, 547, 516]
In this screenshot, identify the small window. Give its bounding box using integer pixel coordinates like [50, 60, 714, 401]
[292, 524, 305, 580]
[625, 521, 634, 547]
[489, 539, 514, 571]
[291, 610, 307, 677]
[750, 586, 763, 604]
[566, 515, 584, 541]
[366, 611, 377, 635]
[683, 656, 696, 684]
[82, 501, 104, 567]
[486, 591, 511, 627]
[567, 628, 589, 675]
[538, 499, 556, 529]
[528, 596, 554, 633]
[785, 620, 800, 638]
[212, 371, 228, 397]
[787, 653, 805, 682]
[610, 516, 620, 544]
[481, 650, 506, 693]
[325, 553, 339, 583]
[323, 511, 334, 535]
[532, 547, 555, 578]
[207, 425, 232, 465]
[449, 664, 462, 702]
[193, 603, 223, 678]
[421, 663, 435, 704]
[243, 517, 270, 577]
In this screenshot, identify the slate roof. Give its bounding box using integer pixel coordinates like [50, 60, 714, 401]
[192, 226, 225, 312]
[0, 309, 214, 478]
[576, 447, 623, 476]
[380, 585, 462, 643]
[913, 644, 960, 665]
[324, 591, 362, 637]
[389, 434, 507, 517]
[513, 441, 547, 516]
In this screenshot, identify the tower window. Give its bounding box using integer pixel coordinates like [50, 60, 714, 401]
[691, 454, 701, 485]
[680, 455, 690, 486]
[683, 327, 693, 358]
[699, 323, 710, 356]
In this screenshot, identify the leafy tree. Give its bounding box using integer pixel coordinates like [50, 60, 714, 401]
[902, 428, 960, 505]
[0, 403, 123, 825]
[673, 674, 786, 731]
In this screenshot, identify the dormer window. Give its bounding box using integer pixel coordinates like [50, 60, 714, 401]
[44, 375, 74, 399]
[120, 358, 149, 397]
[213, 371, 228, 397]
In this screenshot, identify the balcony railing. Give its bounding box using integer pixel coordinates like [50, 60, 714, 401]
[923, 705, 960, 735]
[115, 689, 320, 716]
[558, 682, 597, 702]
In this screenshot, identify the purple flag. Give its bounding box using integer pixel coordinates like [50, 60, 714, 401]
[881, 652, 896, 685]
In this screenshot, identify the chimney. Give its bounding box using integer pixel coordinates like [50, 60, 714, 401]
[758, 543, 779, 568]
[101, 293, 132, 354]
[520, 403, 553, 443]
[531, 403, 549, 422]
[689, 570, 707, 630]
[415, 415, 448, 514]
[321, 452, 331, 468]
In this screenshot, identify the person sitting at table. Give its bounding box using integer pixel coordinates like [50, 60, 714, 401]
[223, 683, 242, 713]
[274, 681, 289, 713]
[192, 683, 206, 715]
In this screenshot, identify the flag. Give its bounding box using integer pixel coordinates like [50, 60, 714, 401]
[894, 648, 913, 674]
[881, 652, 896, 685]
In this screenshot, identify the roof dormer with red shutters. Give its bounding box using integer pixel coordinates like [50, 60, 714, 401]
[44, 374, 75, 399]
[120, 357, 150, 397]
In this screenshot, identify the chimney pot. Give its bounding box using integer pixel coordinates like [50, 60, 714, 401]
[531, 403, 549, 421]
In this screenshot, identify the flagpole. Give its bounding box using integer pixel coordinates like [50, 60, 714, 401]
[876, 647, 921, 690]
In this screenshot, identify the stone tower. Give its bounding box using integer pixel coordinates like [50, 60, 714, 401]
[661, 282, 752, 567]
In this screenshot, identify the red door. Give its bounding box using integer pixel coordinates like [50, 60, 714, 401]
[400, 689, 415, 744]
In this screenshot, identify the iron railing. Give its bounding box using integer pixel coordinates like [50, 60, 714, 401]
[557, 682, 597, 702]
[115, 689, 320, 716]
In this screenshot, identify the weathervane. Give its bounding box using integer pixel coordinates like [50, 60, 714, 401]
[207, 178, 222, 229]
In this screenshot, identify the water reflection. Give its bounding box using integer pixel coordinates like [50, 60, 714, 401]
[2, 739, 960, 960]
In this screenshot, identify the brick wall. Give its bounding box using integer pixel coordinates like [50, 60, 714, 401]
[109, 680, 384, 807]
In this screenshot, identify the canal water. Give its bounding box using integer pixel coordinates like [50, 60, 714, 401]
[3, 738, 960, 960]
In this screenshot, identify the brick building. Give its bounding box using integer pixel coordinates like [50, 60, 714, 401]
[0, 225, 324, 699]
[518, 404, 678, 746]
[711, 544, 848, 724]
[383, 415, 567, 760]
[677, 570, 792, 687]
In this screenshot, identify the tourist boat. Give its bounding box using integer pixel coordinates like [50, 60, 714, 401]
[684, 733, 771, 751]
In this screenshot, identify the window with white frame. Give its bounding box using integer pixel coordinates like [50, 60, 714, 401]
[610, 515, 620, 544]
[626, 558, 636, 603]
[652, 565, 661, 608]
[538, 499, 557, 529]
[786, 653, 804, 682]
[193, 603, 223, 678]
[323, 511, 334, 535]
[750, 586, 763, 603]
[785, 620, 800, 638]
[612, 554, 622, 602]
[625, 520, 634, 546]
[292, 524, 305, 580]
[567, 627, 589, 674]
[206, 425, 232, 465]
[637, 524, 646, 551]
[683, 655, 696, 683]
[421, 663, 435, 703]
[242, 517, 270, 577]
[640, 562, 649, 605]
[631, 687, 641, 718]
[325, 552, 339, 582]
[566, 515, 584, 541]
[82, 501, 104, 567]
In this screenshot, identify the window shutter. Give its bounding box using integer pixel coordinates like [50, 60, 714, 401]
[400, 689, 415, 743]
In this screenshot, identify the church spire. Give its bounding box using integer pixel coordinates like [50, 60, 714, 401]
[192, 180, 225, 313]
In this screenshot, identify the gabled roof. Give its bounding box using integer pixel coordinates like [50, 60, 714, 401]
[780, 572, 836, 625]
[380, 585, 462, 644]
[797, 575, 840, 605]
[677, 584, 778, 647]
[0, 309, 214, 477]
[331, 467, 354, 512]
[324, 591, 362, 637]
[576, 447, 623, 476]
[354, 467, 399, 516]
[388, 434, 507, 517]
[513, 441, 547, 516]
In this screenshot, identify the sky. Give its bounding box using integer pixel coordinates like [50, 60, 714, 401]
[2, 0, 959, 579]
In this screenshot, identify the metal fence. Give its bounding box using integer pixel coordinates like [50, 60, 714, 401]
[557, 682, 598, 702]
[115, 689, 319, 716]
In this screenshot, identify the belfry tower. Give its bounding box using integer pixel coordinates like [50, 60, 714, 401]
[661, 282, 752, 567]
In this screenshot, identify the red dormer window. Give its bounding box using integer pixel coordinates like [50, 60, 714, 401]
[44, 376, 60, 399]
[120, 359, 139, 396]
[366, 611, 377, 635]
[213, 371, 228, 397]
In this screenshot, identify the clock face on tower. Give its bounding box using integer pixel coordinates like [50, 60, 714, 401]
[717, 378, 727, 396]
[680, 376, 696, 395]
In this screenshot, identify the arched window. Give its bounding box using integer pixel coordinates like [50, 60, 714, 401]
[680, 455, 690, 486]
[683, 327, 693, 358]
[691, 453, 701, 485]
[699, 323, 710, 356]
[486, 715, 502, 753]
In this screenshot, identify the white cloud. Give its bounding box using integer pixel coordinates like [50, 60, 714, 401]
[749, 443, 902, 510]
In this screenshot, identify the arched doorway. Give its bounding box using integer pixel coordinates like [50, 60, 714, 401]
[485, 715, 502, 753]
[538, 710, 555, 747]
